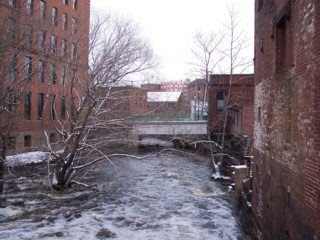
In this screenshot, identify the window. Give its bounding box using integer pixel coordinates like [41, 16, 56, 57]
[7, 91, 16, 112]
[61, 67, 67, 86]
[61, 96, 66, 119]
[24, 57, 32, 81]
[39, 30, 46, 52]
[51, 7, 58, 26]
[7, 18, 16, 44]
[216, 91, 225, 111]
[9, 52, 17, 80]
[25, 25, 33, 49]
[72, 18, 77, 35]
[50, 94, 56, 120]
[61, 39, 67, 57]
[50, 64, 57, 84]
[7, 137, 16, 149]
[26, 0, 34, 14]
[8, 0, 17, 8]
[63, 0, 68, 5]
[49, 133, 56, 143]
[40, 0, 46, 19]
[71, 43, 76, 60]
[62, 13, 68, 30]
[38, 60, 45, 83]
[73, 0, 77, 10]
[24, 91, 31, 120]
[38, 93, 44, 119]
[50, 34, 57, 54]
[24, 135, 31, 147]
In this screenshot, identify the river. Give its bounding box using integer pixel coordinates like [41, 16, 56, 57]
[0, 152, 249, 239]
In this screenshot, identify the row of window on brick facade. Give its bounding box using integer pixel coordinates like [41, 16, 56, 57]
[23, 91, 75, 121]
[9, 53, 77, 86]
[6, 20, 78, 58]
[8, 0, 78, 15]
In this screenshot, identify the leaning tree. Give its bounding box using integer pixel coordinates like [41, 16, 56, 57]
[45, 13, 157, 190]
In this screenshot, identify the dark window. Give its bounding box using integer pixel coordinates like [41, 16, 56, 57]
[50, 34, 57, 53]
[50, 64, 57, 84]
[52, 7, 58, 26]
[50, 94, 56, 120]
[24, 57, 32, 81]
[9, 52, 17, 79]
[63, 0, 68, 5]
[72, 18, 77, 35]
[38, 60, 45, 83]
[24, 135, 31, 147]
[73, 0, 77, 10]
[71, 43, 76, 60]
[38, 93, 44, 119]
[7, 137, 16, 149]
[7, 18, 16, 44]
[8, 0, 17, 8]
[39, 30, 46, 52]
[7, 91, 16, 112]
[25, 25, 33, 49]
[26, 0, 34, 14]
[49, 133, 56, 143]
[24, 92, 31, 120]
[61, 39, 67, 57]
[276, 18, 286, 76]
[61, 96, 66, 119]
[216, 91, 225, 111]
[40, 1, 46, 19]
[62, 13, 68, 30]
[61, 67, 67, 86]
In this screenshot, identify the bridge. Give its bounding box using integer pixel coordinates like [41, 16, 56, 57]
[128, 114, 208, 148]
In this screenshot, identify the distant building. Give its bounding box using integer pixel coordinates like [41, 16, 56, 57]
[141, 83, 162, 91]
[160, 81, 188, 92]
[147, 91, 187, 115]
[209, 74, 254, 137]
[253, 0, 320, 239]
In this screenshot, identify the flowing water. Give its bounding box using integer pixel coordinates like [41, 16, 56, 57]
[0, 153, 249, 240]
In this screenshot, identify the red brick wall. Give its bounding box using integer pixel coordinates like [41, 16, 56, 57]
[0, 0, 90, 153]
[253, 0, 320, 239]
[209, 74, 254, 136]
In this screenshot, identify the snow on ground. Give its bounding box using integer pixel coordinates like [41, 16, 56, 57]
[6, 152, 50, 167]
[140, 138, 173, 148]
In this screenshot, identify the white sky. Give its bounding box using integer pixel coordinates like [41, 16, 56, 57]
[91, 0, 254, 82]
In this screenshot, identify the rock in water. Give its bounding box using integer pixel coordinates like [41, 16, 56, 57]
[96, 228, 117, 239]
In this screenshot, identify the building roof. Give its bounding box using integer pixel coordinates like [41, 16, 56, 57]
[147, 92, 182, 103]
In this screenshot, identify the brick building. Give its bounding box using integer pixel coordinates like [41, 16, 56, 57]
[160, 81, 188, 92]
[0, 0, 90, 153]
[253, 0, 320, 239]
[209, 74, 254, 137]
[98, 86, 147, 118]
[147, 91, 187, 116]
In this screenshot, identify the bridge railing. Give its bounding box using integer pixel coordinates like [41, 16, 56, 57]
[134, 113, 207, 122]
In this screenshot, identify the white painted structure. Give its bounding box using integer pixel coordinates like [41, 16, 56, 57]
[133, 121, 208, 135]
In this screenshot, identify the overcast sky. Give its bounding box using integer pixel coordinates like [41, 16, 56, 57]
[91, 0, 254, 82]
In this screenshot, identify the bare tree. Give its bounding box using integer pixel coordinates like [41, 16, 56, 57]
[45, 13, 157, 190]
[218, 6, 252, 151]
[190, 32, 224, 119]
